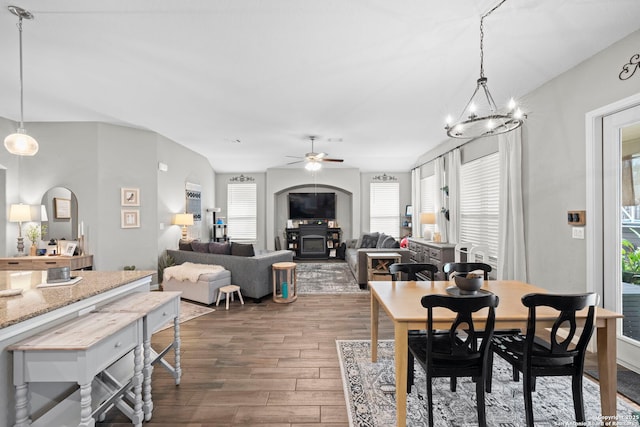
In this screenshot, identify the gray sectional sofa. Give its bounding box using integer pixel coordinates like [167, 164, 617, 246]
[166, 246, 294, 301]
[345, 232, 411, 288]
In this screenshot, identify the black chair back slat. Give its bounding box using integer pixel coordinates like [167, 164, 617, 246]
[443, 262, 492, 280]
[389, 263, 438, 281]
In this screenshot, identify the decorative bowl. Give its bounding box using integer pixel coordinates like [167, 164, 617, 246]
[453, 276, 483, 295]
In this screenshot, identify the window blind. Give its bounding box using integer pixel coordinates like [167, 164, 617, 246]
[370, 182, 400, 238]
[460, 152, 500, 268]
[420, 175, 436, 236]
[227, 183, 257, 242]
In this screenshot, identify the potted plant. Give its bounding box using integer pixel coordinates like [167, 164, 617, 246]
[25, 224, 47, 256]
[621, 239, 640, 284]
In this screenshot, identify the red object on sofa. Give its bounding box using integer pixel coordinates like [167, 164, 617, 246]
[400, 237, 408, 248]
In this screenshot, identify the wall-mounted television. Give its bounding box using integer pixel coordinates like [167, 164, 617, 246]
[288, 192, 336, 220]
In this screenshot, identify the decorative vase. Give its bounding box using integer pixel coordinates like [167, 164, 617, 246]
[29, 244, 37, 256]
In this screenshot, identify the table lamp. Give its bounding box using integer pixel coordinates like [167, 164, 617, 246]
[173, 213, 194, 240]
[9, 204, 32, 256]
[420, 212, 436, 241]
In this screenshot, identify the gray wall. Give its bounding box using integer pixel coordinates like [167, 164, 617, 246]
[416, 28, 640, 293]
[0, 119, 214, 274]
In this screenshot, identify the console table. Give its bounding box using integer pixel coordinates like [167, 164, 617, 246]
[407, 238, 456, 280]
[0, 254, 93, 271]
[285, 227, 341, 259]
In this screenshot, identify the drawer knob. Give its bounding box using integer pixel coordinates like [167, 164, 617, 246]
[115, 342, 122, 348]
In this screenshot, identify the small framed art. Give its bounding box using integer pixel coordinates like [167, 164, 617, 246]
[121, 209, 140, 228]
[405, 205, 413, 217]
[61, 241, 77, 257]
[121, 188, 140, 206]
[54, 198, 71, 219]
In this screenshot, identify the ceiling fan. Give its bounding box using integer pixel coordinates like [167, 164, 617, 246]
[286, 136, 344, 170]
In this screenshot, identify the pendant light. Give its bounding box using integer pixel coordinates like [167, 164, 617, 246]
[445, 0, 525, 139]
[4, 5, 39, 156]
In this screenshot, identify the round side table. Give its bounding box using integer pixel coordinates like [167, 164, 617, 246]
[272, 261, 297, 303]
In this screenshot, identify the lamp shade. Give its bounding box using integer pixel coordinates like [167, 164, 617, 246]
[9, 204, 31, 222]
[420, 212, 436, 225]
[173, 213, 194, 226]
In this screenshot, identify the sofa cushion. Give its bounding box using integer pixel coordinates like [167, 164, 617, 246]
[179, 239, 194, 251]
[376, 233, 389, 248]
[231, 242, 255, 257]
[359, 233, 379, 248]
[191, 241, 210, 253]
[209, 242, 231, 255]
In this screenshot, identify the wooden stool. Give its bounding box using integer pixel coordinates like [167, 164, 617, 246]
[272, 261, 297, 303]
[216, 285, 244, 310]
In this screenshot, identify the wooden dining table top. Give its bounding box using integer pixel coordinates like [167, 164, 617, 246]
[370, 279, 622, 325]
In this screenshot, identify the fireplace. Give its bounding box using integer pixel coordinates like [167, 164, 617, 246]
[298, 224, 328, 259]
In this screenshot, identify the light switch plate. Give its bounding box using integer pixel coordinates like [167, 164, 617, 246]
[572, 227, 585, 239]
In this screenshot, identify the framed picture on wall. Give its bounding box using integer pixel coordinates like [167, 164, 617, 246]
[54, 198, 71, 219]
[405, 205, 413, 217]
[121, 188, 140, 206]
[121, 209, 140, 228]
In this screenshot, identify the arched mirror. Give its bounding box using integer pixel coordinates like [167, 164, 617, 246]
[41, 187, 78, 241]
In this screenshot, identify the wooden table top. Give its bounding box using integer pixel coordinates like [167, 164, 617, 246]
[369, 280, 622, 322]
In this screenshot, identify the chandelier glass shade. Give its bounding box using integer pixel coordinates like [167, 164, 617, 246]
[5, 5, 39, 156]
[445, 0, 525, 140]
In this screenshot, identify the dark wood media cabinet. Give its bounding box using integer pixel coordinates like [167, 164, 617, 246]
[286, 226, 342, 259]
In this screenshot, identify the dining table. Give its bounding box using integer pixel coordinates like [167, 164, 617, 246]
[369, 279, 623, 427]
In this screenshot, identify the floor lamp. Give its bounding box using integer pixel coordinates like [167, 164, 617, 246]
[9, 204, 32, 256]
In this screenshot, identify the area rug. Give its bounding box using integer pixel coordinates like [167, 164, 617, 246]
[337, 339, 640, 427]
[296, 262, 366, 294]
[157, 300, 214, 331]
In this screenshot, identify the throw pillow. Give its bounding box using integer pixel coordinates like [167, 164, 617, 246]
[381, 235, 399, 248]
[209, 242, 231, 255]
[376, 233, 389, 248]
[178, 240, 193, 251]
[359, 233, 379, 248]
[190, 241, 210, 253]
[231, 242, 255, 257]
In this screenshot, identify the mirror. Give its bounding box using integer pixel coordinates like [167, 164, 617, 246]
[41, 187, 78, 241]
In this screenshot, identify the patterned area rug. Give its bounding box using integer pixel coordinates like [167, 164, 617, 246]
[157, 300, 214, 331]
[337, 339, 640, 427]
[297, 262, 366, 294]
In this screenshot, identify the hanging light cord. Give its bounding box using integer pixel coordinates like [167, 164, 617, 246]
[16, 16, 25, 128]
[479, 0, 508, 80]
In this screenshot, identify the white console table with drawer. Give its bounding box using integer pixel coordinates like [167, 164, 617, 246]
[10, 311, 145, 427]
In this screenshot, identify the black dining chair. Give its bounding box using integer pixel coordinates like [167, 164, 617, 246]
[408, 293, 499, 427]
[443, 262, 492, 280]
[487, 292, 598, 427]
[389, 263, 438, 281]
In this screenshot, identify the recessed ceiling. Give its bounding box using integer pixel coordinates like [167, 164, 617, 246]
[1, 0, 639, 172]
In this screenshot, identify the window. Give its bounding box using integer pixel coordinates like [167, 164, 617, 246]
[459, 152, 500, 268]
[227, 183, 257, 242]
[370, 182, 400, 238]
[420, 174, 437, 236]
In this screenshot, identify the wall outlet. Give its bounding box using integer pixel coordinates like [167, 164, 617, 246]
[572, 227, 585, 239]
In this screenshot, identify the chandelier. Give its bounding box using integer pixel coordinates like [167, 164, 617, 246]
[445, 0, 525, 139]
[4, 5, 39, 156]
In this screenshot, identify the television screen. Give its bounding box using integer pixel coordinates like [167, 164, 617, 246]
[288, 192, 336, 220]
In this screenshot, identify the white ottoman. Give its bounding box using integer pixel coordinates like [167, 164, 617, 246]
[163, 268, 231, 305]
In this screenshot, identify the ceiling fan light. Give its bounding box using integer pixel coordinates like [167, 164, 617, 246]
[4, 129, 38, 156]
[305, 161, 321, 171]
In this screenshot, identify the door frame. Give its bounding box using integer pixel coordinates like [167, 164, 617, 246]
[586, 92, 640, 372]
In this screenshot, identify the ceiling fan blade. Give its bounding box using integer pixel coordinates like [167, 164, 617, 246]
[287, 160, 304, 165]
[321, 158, 344, 163]
[285, 155, 303, 159]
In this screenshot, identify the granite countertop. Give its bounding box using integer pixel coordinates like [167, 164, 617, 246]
[0, 270, 154, 329]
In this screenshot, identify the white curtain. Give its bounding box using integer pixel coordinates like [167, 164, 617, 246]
[435, 157, 448, 242]
[411, 168, 421, 237]
[498, 128, 527, 281]
[447, 149, 461, 244]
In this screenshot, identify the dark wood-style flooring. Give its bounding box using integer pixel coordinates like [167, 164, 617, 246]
[98, 291, 633, 426]
[100, 292, 394, 426]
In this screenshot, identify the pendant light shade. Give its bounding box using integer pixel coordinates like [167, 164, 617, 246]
[445, 0, 525, 139]
[5, 5, 39, 156]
